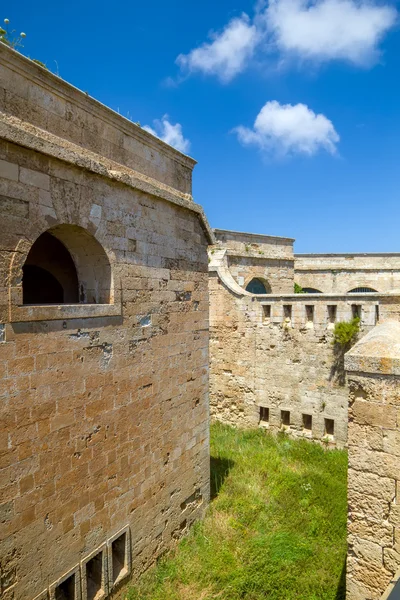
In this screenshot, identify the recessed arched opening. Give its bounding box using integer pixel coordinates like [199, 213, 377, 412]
[302, 287, 323, 294]
[22, 225, 112, 305]
[348, 287, 378, 294]
[23, 232, 79, 304]
[245, 278, 271, 294]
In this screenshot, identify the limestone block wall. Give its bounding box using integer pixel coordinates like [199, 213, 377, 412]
[0, 47, 211, 600]
[213, 229, 295, 294]
[210, 271, 381, 447]
[0, 44, 194, 194]
[345, 323, 400, 600]
[295, 253, 400, 294]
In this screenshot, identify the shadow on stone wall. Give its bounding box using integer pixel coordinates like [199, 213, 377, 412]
[329, 343, 348, 387]
[335, 559, 346, 600]
[210, 456, 234, 500]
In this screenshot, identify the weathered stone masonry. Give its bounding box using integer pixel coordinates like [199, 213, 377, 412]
[0, 45, 211, 600]
[209, 229, 397, 448]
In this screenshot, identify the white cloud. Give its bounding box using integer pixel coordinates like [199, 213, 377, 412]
[234, 100, 339, 156]
[175, 0, 396, 80]
[176, 14, 259, 82]
[143, 116, 191, 154]
[264, 0, 397, 66]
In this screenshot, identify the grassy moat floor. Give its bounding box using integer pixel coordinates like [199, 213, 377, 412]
[128, 423, 347, 600]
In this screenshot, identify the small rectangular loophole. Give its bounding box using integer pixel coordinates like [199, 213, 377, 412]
[263, 305, 271, 322]
[305, 305, 314, 324]
[375, 305, 380, 324]
[352, 304, 361, 320]
[86, 552, 105, 600]
[259, 406, 269, 423]
[55, 574, 76, 600]
[283, 305, 292, 319]
[281, 410, 290, 426]
[302, 414, 312, 431]
[112, 533, 128, 585]
[328, 305, 337, 324]
[325, 418, 335, 436]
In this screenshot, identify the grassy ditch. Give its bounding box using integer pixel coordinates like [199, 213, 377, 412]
[128, 423, 347, 600]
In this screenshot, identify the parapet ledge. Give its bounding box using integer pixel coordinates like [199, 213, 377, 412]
[0, 111, 214, 244]
[345, 321, 400, 376]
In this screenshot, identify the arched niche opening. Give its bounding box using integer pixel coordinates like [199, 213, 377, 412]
[245, 278, 271, 295]
[348, 287, 378, 294]
[22, 225, 112, 305]
[302, 287, 323, 294]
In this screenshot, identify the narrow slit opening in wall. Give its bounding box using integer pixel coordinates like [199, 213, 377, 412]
[302, 414, 312, 431]
[86, 552, 104, 600]
[55, 573, 76, 600]
[259, 406, 269, 423]
[325, 418, 334, 436]
[111, 532, 128, 586]
[375, 305, 380, 324]
[281, 410, 290, 426]
[328, 305, 337, 324]
[283, 305, 292, 319]
[263, 305, 271, 322]
[351, 304, 362, 320]
[305, 305, 314, 324]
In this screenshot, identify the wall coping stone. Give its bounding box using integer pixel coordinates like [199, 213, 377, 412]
[0, 111, 214, 244]
[0, 43, 195, 168]
[345, 321, 400, 376]
[214, 228, 295, 244]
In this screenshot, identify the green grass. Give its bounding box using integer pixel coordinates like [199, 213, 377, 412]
[128, 423, 348, 600]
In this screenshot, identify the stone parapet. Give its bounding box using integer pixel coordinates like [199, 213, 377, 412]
[345, 322, 400, 600]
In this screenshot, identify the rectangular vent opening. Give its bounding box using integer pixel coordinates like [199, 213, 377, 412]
[86, 551, 105, 600]
[283, 305, 292, 320]
[328, 305, 337, 324]
[302, 414, 312, 431]
[263, 305, 271, 322]
[259, 406, 269, 423]
[55, 574, 76, 600]
[281, 410, 290, 427]
[111, 533, 128, 586]
[351, 304, 361, 320]
[325, 418, 335, 436]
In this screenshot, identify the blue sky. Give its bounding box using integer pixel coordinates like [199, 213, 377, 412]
[4, 0, 400, 252]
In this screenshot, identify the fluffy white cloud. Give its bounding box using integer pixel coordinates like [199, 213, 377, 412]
[175, 0, 396, 80]
[264, 0, 397, 66]
[234, 100, 339, 156]
[176, 14, 259, 82]
[143, 116, 190, 154]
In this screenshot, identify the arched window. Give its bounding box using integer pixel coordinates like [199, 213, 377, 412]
[348, 287, 378, 294]
[302, 287, 323, 294]
[22, 225, 112, 305]
[245, 278, 270, 294]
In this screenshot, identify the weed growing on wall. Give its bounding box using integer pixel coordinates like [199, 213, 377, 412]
[329, 318, 360, 385]
[332, 318, 360, 348]
[294, 283, 304, 293]
[0, 19, 26, 49]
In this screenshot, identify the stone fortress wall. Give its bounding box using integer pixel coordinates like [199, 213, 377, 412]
[0, 44, 211, 600]
[209, 229, 400, 448]
[295, 253, 400, 294]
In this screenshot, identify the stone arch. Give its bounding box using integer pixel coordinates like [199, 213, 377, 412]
[245, 278, 271, 295]
[347, 286, 378, 294]
[11, 224, 113, 306]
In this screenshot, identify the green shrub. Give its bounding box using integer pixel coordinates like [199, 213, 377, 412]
[332, 318, 360, 347]
[294, 283, 304, 294]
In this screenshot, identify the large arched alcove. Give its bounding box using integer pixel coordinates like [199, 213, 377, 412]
[22, 225, 112, 305]
[245, 278, 271, 294]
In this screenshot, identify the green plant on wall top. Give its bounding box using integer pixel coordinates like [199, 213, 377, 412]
[0, 18, 26, 49]
[294, 283, 304, 294]
[332, 317, 360, 348]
